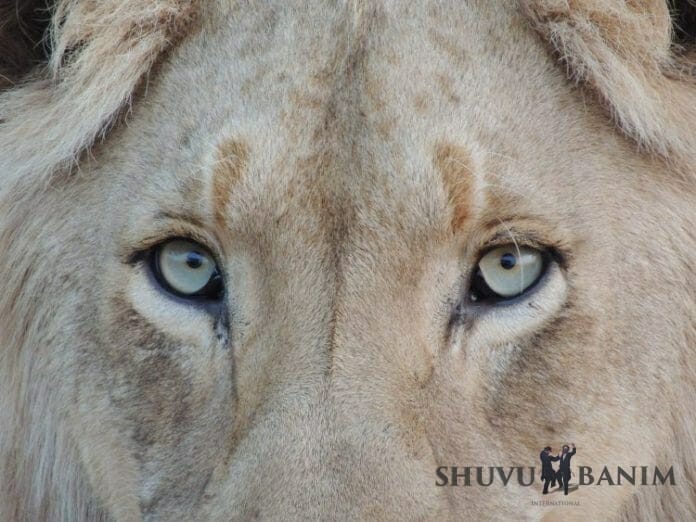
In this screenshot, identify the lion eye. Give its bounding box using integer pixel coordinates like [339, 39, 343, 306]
[152, 239, 223, 299]
[470, 245, 546, 301]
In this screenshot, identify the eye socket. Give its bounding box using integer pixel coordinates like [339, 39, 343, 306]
[151, 239, 223, 300]
[470, 245, 547, 302]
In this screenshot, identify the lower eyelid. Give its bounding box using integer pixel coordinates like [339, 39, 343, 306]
[124, 267, 219, 347]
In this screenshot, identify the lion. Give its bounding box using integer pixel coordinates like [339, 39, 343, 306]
[0, 0, 694, 520]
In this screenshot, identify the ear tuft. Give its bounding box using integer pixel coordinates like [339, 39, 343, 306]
[521, 0, 696, 176]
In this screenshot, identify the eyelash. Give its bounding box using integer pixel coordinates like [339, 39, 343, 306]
[124, 225, 220, 264]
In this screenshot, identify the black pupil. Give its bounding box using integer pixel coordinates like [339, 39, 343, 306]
[500, 252, 516, 270]
[186, 251, 204, 269]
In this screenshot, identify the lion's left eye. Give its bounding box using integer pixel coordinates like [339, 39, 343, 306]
[470, 245, 546, 301]
[151, 239, 223, 300]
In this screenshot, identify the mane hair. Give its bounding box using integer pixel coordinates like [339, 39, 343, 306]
[0, 1, 199, 519]
[520, 4, 696, 519]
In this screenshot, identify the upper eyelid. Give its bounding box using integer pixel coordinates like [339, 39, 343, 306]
[483, 235, 544, 251]
[475, 229, 570, 268]
[120, 226, 222, 266]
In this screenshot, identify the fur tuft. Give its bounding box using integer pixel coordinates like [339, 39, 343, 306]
[0, 0, 199, 194]
[520, 0, 696, 175]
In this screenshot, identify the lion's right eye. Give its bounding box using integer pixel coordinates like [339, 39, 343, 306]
[151, 239, 224, 300]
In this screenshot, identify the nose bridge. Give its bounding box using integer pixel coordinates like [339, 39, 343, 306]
[243, 154, 450, 519]
[207, 201, 448, 520]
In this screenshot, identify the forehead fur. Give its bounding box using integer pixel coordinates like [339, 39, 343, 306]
[0, 0, 694, 200]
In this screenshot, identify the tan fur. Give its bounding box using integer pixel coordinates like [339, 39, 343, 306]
[212, 139, 249, 229]
[434, 142, 475, 231]
[0, 1, 694, 521]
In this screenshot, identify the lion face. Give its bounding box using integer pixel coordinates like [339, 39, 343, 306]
[1, 1, 694, 520]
